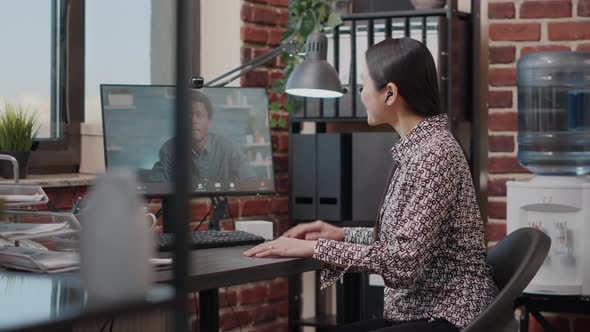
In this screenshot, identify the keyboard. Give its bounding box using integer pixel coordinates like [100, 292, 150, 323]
[158, 230, 265, 251]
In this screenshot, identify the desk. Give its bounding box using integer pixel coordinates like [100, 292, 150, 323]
[0, 246, 319, 332]
[0, 272, 174, 332]
[516, 294, 590, 332]
[155, 245, 321, 332]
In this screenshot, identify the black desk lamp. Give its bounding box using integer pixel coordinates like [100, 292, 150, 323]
[196, 32, 343, 98]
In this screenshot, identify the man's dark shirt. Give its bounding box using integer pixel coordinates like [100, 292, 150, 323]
[151, 133, 256, 184]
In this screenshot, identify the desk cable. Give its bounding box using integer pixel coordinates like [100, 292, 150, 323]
[98, 317, 114, 332]
[194, 206, 214, 232]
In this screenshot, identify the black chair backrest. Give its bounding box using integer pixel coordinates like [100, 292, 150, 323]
[462, 227, 551, 332]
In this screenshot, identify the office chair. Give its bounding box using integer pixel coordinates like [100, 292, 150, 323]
[462, 227, 551, 332]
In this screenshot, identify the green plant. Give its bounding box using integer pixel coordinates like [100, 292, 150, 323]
[269, 0, 346, 126]
[0, 103, 39, 151]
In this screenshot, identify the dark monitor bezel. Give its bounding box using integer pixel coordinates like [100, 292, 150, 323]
[99, 84, 277, 198]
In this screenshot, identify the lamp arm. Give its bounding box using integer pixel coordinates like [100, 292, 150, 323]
[205, 39, 298, 87]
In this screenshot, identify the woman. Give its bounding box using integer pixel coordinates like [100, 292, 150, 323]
[244, 37, 498, 332]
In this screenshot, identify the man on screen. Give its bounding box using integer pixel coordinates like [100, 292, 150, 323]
[150, 89, 256, 186]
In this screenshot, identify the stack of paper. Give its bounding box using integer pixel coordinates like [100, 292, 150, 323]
[0, 222, 77, 241]
[0, 246, 79, 273]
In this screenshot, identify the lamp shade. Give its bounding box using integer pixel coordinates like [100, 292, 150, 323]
[286, 32, 344, 98]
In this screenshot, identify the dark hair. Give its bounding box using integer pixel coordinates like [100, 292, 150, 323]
[365, 37, 442, 117]
[189, 89, 214, 119]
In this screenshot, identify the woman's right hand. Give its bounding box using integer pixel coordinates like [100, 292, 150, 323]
[283, 220, 344, 241]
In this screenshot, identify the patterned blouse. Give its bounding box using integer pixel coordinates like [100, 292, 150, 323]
[312, 114, 498, 329]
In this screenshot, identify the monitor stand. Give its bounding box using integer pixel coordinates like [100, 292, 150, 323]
[208, 197, 227, 231]
[160, 196, 226, 234]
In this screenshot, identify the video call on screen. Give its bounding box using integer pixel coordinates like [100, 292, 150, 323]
[101, 85, 275, 196]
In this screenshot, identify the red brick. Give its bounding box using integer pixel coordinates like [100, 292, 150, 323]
[489, 46, 515, 64]
[270, 196, 288, 214]
[490, 23, 541, 41]
[268, 28, 286, 46]
[530, 315, 570, 332]
[241, 26, 268, 44]
[489, 2, 515, 19]
[250, 6, 281, 25]
[73, 186, 87, 200]
[489, 112, 518, 131]
[219, 289, 237, 308]
[269, 112, 289, 130]
[489, 135, 515, 153]
[578, 0, 590, 16]
[227, 199, 240, 219]
[489, 156, 530, 174]
[521, 45, 570, 57]
[488, 200, 507, 219]
[240, 46, 253, 63]
[278, 132, 289, 151]
[548, 21, 590, 40]
[269, 70, 283, 83]
[240, 69, 269, 87]
[485, 222, 507, 242]
[489, 68, 517, 87]
[273, 153, 288, 172]
[248, 0, 269, 4]
[268, 278, 289, 300]
[574, 317, 590, 331]
[241, 198, 272, 216]
[488, 178, 514, 197]
[253, 47, 272, 59]
[520, 0, 572, 18]
[187, 294, 198, 313]
[273, 215, 290, 236]
[277, 300, 289, 316]
[278, 9, 289, 25]
[190, 200, 210, 222]
[269, 92, 287, 107]
[270, 0, 289, 7]
[45, 187, 75, 210]
[241, 4, 253, 22]
[275, 175, 289, 194]
[239, 284, 268, 305]
[488, 90, 513, 108]
[252, 304, 279, 324]
[576, 43, 590, 51]
[219, 309, 252, 330]
[147, 198, 161, 204]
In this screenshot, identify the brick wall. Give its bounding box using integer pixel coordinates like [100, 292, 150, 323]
[487, 1, 590, 331]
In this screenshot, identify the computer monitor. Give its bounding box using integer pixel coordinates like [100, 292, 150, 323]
[100, 85, 276, 198]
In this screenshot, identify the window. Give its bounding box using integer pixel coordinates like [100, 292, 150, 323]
[0, 0, 65, 140]
[85, 0, 175, 125]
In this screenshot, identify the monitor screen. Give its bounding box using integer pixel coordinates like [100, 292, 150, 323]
[100, 85, 275, 197]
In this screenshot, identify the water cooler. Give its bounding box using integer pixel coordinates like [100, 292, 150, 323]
[507, 51, 590, 296]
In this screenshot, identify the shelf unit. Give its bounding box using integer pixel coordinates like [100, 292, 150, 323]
[287, 0, 484, 330]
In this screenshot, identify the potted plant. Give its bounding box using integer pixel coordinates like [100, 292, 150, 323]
[0, 102, 39, 179]
[269, 0, 346, 129]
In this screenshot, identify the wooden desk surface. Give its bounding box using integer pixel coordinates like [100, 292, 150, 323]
[0, 246, 319, 330]
[156, 245, 320, 290]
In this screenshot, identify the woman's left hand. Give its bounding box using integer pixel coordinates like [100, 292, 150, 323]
[243, 237, 316, 258]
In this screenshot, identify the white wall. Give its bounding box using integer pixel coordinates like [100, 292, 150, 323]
[200, 0, 241, 86]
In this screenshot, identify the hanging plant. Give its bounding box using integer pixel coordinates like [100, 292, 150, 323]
[269, 0, 346, 123]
